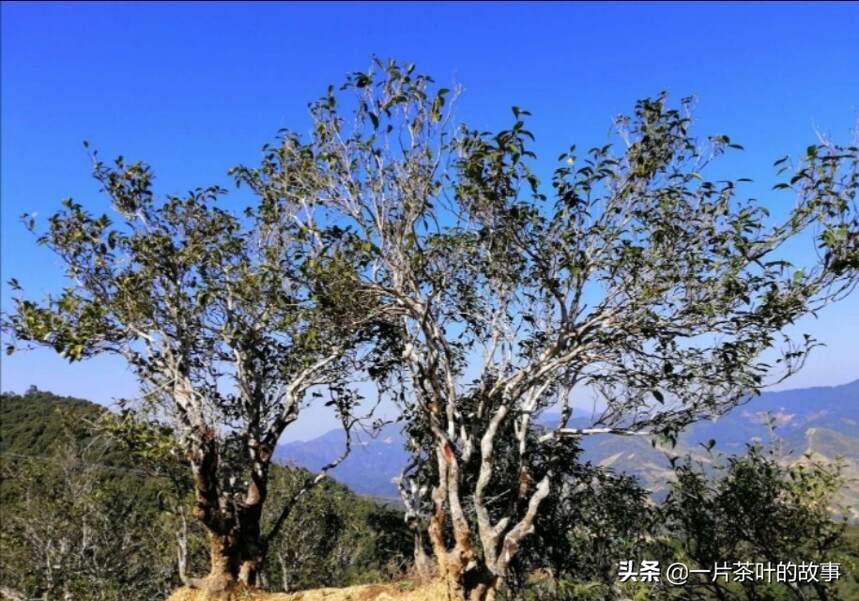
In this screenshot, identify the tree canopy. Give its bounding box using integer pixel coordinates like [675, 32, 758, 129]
[4, 142, 395, 590]
[4, 59, 858, 601]
[229, 59, 858, 600]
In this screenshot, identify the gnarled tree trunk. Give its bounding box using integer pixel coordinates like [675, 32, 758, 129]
[236, 473, 268, 588]
[200, 532, 239, 592]
[428, 516, 499, 601]
[187, 427, 270, 591]
[424, 432, 551, 601]
[427, 450, 501, 601]
[412, 527, 434, 582]
[193, 516, 268, 591]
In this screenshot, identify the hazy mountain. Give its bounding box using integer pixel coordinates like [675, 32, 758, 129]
[276, 379, 859, 504]
[682, 379, 859, 449]
[275, 422, 409, 500]
[4, 380, 856, 515]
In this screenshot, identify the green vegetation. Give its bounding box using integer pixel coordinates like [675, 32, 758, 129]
[650, 448, 859, 601]
[510, 447, 859, 601]
[2, 388, 857, 600]
[0, 389, 410, 600]
[230, 59, 858, 601]
[2, 59, 858, 600]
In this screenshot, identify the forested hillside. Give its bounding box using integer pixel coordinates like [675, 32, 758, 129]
[0, 389, 412, 600]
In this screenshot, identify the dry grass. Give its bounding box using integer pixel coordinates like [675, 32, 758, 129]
[165, 580, 448, 601]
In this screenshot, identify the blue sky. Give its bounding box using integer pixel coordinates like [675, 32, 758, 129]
[2, 2, 858, 439]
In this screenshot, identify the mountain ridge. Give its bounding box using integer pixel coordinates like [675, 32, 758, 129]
[275, 379, 859, 508]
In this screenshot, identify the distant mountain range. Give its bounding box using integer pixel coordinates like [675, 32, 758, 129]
[5, 379, 853, 516]
[275, 379, 859, 516]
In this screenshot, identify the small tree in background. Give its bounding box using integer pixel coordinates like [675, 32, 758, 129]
[234, 59, 858, 600]
[0, 417, 177, 601]
[3, 152, 391, 591]
[652, 445, 851, 601]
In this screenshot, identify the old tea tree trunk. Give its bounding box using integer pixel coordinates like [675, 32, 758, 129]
[4, 152, 388, 592]
[258, 61, 859, 599]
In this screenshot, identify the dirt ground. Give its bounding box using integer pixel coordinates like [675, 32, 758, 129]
[166, 580, 448, 601]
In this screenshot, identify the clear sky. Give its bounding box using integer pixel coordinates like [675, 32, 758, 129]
[2, 2, 858, 440]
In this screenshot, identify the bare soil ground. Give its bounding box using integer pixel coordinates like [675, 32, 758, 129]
[166, 580, 447, 601]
